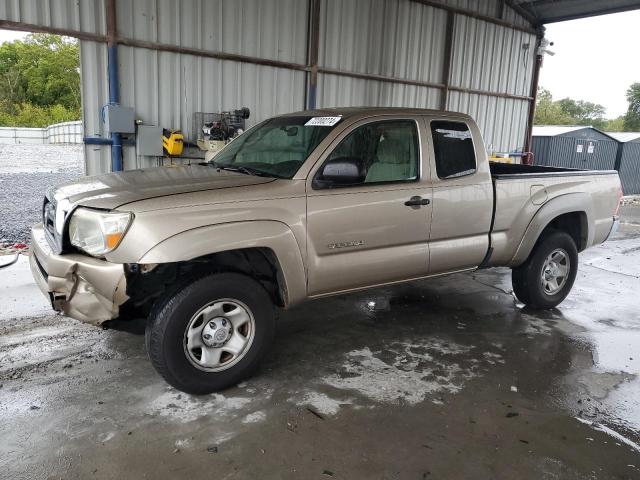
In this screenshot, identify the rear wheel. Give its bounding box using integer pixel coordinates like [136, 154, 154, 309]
[145, 273, 275, 394]
[512, 231, 578, 309]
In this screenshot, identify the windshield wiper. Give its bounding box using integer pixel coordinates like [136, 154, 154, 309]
[213, 163, 284, 178]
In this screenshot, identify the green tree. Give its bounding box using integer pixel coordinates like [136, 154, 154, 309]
[534, 88, 573, 125]
[556, 98, 606, 128]
[0, 33, 80, 127]
[623, 82, 640, 131]
[603, 116, 625, 132]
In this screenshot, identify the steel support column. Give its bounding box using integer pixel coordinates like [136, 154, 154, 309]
[106, 0, 122, 172]
[524, 51, 543, 163]
[440, 11, 455, 111]
[306, 0, 321, 110]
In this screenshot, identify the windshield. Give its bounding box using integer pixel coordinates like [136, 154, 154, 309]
[211, 115, 341, 178]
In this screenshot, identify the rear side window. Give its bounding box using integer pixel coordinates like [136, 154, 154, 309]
[430, 121, 476, 179]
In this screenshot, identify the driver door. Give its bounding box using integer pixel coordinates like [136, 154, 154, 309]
[305, 117, 432, 296]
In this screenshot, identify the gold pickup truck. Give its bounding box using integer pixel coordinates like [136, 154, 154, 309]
[30, 108, 622, 393]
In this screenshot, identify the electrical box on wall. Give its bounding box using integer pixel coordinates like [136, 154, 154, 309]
[136, 125, 163, 156]
[103, 105, 135, 133]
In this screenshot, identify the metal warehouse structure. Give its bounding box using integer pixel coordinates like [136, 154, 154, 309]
[531, 126, 619, 171]
[610, 132, 640, 195]
[2, 0, 640, 175]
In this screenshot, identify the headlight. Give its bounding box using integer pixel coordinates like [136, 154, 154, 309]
[69, 208, 133, 256]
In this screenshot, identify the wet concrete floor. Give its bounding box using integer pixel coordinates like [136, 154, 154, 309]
[1, 220, 640, 479]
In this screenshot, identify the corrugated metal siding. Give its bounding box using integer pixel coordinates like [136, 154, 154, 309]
[532, 137, 573, 168]
[619, 142, 640, 195]
[118, 47, 306, 138]
[449, 15, 535, 98]
[319, 0, 447, 84]
[573, 140, 617, 170]
[1, 0, 536, 173]
[448, 91, 529, 152]
[317, 73, 441, 109]
[116, 0, 308, 64]
[319, 0, 534, 152]
[532, 136, 618, 171]
[445, 0, 499, 17]
[446, 0, 530, 27]
[0, 0, 105, 34]
[117, 45, 306, 170]
[80, 40, 111, 175]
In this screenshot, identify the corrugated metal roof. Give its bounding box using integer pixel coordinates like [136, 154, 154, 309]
[532, 125, 589, 136]
[514, 0, 640, 24]
[607, 132, 640, 143]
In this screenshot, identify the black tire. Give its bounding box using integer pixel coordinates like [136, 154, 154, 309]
[145, 272, 275, 394]
[511, 231, 578, 309]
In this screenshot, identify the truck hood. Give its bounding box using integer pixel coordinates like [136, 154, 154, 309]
[49, 164, 276, 210]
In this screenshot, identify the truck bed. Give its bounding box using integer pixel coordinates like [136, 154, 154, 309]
[489, 161, 617, 178]
[486, 161, 620, 267]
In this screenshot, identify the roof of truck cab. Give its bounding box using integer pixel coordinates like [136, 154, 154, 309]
[280, 107, 474, 121]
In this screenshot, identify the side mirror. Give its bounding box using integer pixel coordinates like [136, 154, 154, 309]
[315, 157, 364, 187]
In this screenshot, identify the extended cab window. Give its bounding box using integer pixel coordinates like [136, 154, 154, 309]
[430, 121, 476, 179]
[318, 120, 419, 186]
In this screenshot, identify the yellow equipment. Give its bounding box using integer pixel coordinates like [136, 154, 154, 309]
[489, 154, 515, 164]
[162, 129, 184, 156]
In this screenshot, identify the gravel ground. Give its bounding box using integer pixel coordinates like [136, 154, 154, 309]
[0, 144, 84, 245]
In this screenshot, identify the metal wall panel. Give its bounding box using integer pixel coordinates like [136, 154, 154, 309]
[532, 137, 573, 168]
[319, 0, 447, 84]
[445, 0, 500, 17]
[447, 90, 529, 152]
[319, 0, 534, 153]
[317, 73, 442, 109]
[1, 0, 536, 173]
[532, 136, 618, 171]
[115, 0, 308, 64]
[80, 40, 111, 175]
[619, 142, 640, 195]
[445, 0, 530, 27]
[0, 0, 105, 34]
[450, 15, 535, 98]
[117, 45, 306, 170]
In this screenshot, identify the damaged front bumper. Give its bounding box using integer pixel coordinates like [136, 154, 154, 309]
[29, 224, 128, 325]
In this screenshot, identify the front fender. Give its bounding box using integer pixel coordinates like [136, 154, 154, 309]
[510, 193, 593, 266]
[138, 221, 307, 306]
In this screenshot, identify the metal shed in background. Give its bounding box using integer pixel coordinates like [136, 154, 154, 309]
[610, 132, 640, 195]
[531, 125, 619, 171]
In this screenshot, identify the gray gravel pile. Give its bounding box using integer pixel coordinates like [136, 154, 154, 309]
[0, 144, 84, 244]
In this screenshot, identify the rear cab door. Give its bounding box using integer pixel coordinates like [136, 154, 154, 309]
[424, 115, 493, 274]
[305, 114, 433, 296]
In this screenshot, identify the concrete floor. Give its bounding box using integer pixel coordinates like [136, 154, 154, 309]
[1, 218, 640, 479]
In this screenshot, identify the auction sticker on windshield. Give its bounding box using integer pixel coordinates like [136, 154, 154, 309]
[305, 116, 342, 127]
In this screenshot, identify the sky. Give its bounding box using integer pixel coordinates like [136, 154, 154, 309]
[2, 8, 639, 119]
[540, 10, 640, 119]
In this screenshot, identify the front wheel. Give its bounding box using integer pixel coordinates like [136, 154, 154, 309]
[145, 273, 275, 394]
[511, 231, 578, 309]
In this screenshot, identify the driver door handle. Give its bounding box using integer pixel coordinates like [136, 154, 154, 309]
[404, 196, 431, 208]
